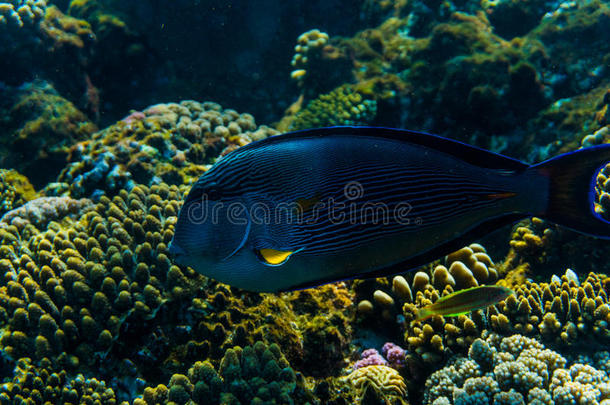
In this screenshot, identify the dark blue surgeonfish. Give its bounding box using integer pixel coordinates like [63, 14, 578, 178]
[169, 126, 610, 292]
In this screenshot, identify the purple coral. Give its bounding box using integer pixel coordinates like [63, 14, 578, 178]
[352, 343, 407, 370]
[353, 348, 387, 370]
[382, 342, 406, 369]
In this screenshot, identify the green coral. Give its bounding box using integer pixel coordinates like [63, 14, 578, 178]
[290, 85, 377, 131]
[0, 357, 118, 404]
[0, 169, 37, 217]
[0, 183, 203, 395]
[136, 341, 316, 405]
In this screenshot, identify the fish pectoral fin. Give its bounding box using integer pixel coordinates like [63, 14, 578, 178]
[256, 248, 296, 266]
[446, 311, 471, 317]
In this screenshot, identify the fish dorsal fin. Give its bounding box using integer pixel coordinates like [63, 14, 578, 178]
[236, 126, 529, 172]
[257, 248, 294, 266]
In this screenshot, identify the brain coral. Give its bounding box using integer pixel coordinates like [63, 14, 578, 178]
[58, 100, 278, 198]
[424, 333, 610, 405]
[344, 364, 408, 402]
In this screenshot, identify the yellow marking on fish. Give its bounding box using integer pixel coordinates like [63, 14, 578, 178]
[295, 193, 322, 214]
[259, 249, 293, 265]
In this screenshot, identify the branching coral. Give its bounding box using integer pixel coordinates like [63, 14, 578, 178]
[0, 169, 37, 217]
[58, 100, 278, 198]
[0, 183, 203, 399]
[401, 268, 610, 377]
[289, 85, 377, 131]
[424, 333, 610, 405]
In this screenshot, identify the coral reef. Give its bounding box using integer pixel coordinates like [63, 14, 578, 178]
[0, 196, 93, 229]
[0, 81, 97, 187]
[424, 333, 610, 405]
[0, 169, 37, 217]
[401, 268, 610, 378]
[344, 364, 408, 404]
[0, 357, 118, 404]
[135, 341, 316, 405]
[1, 0, 610, 400]
[289, 85, 377, 131]
[57, 101, 278, 198]
[0, 183, 203, 400]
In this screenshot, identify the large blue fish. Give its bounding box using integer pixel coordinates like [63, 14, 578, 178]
[169, 126, 610, 292]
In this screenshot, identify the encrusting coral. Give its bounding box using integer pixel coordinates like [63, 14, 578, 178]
[423, 333, 610, 405]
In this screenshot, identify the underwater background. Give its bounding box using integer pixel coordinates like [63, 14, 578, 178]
[0, 0, 609, 404]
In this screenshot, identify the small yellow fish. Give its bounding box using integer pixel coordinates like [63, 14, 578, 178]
[415, 285, 514, 321]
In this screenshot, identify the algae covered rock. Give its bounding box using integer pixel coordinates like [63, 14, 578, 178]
[0, 81, 97, 187]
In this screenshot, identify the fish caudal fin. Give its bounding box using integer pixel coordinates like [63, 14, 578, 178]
[532, 144, 610, 238]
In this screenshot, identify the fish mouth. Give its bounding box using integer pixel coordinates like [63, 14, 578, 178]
[220, 214, 251, 262]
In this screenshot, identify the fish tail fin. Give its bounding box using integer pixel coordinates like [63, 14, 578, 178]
[531, 144, 610, 238]
[414, 308, 433, 322]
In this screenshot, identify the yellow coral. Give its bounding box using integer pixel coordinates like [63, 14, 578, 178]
[345, 365, 407, 398]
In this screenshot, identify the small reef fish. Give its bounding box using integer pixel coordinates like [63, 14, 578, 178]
[414, 285, 514, 321]
[169, 126, 610, 292]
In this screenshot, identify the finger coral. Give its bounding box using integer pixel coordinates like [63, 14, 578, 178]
[0, 183, 205, 399]
[402, 268, 610, 376]
[135, 341, 316, 405]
